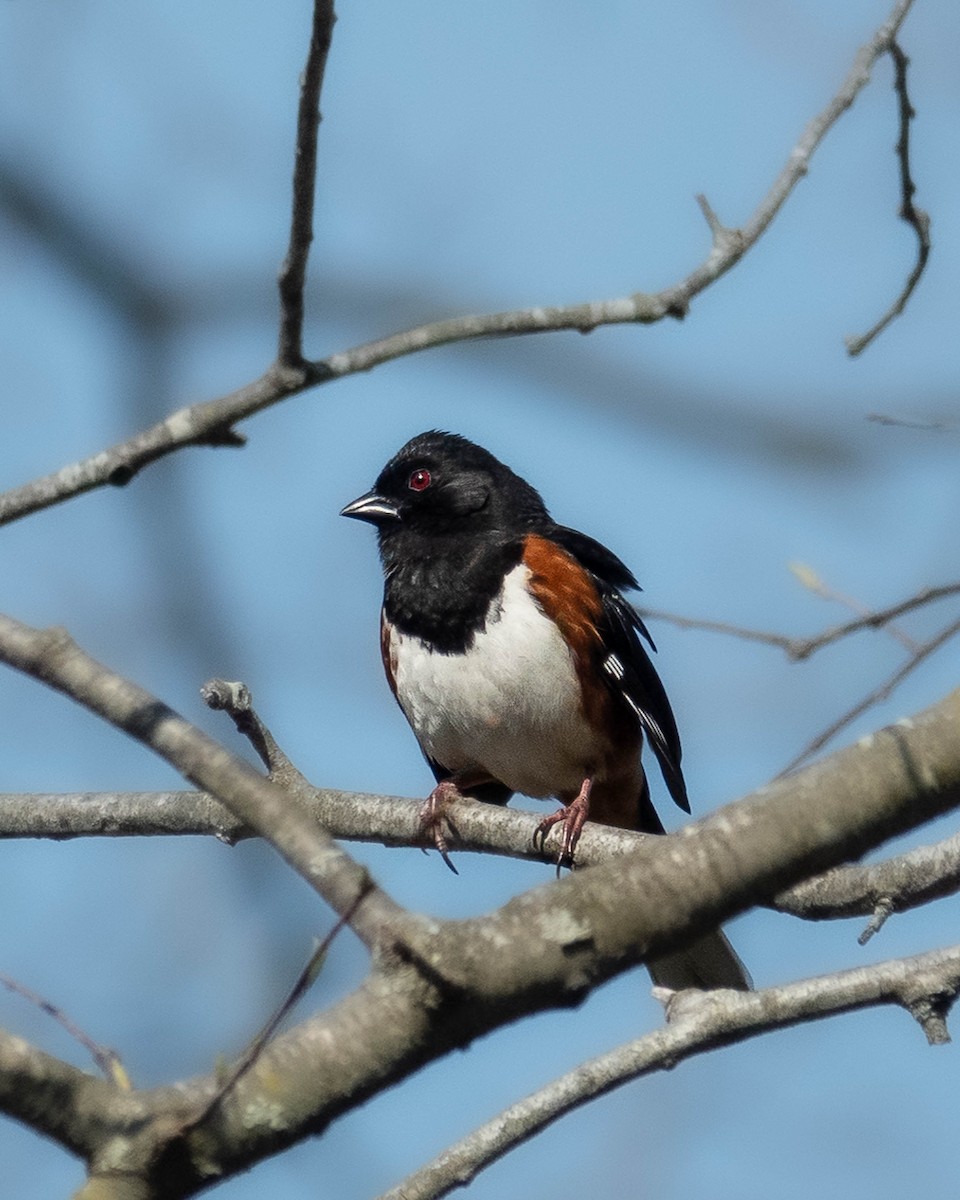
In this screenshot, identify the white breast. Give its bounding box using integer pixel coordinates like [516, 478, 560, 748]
[388, 563, 601, 798]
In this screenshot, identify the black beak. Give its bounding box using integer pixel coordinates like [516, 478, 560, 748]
[340, 491, 401, 525]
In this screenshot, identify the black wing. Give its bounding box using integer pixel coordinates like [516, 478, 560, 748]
[550, 524, 689, 815]
[549, 525, 640, 593]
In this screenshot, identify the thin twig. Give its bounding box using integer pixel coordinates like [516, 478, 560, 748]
[634, 607, 799, 651]
[789, 562, 919, 652]
[858, 897, 896, 945]
[186, 887, 369, 1131]
[377, 945, 960, 1200]
[277, 0, 336, 366]
[637, 578, 960, 663]
[0, 0, 916, 529]
[776, 831, 960, 930]
[846, 38, 930, 356]
[200, 677, 310, 789]
[0, 612, 402, 947]
[780, 616, 960, 775]
[0, 973, 129, 1089]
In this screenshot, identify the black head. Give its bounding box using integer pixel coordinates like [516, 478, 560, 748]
[340, 431, 550, 539]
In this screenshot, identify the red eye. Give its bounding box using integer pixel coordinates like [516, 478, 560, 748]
[408, 468, 432, 492]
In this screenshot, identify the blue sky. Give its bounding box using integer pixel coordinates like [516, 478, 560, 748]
[1, 3, 959, 1197]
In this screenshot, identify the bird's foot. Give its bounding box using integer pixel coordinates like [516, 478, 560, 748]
[533, 777, 593, 873]
[419, 778, 464, 875]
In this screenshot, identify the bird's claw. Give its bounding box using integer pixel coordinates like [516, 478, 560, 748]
[419, 780, 461, 875]
[533, 778, 593, 874]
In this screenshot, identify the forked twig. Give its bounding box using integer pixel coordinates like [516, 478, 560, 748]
[789, 562, 919, 653]
[846, 39, 930, 355]
[637, 579, 960, 663]
[0, 0, 918, 529]
[780, 616, 960, 775]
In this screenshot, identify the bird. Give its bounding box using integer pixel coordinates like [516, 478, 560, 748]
[341, 430, 749, 991]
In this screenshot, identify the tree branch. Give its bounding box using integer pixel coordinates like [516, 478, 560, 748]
[1, 602, 958, 1191]
[636, 578, 960, 663]
[2, 619, 958, 995]
[0, 974, 128, 1089]
[0, 1027, 115, 1162]
[316, 0, 916, 374]
[779, 615, 960, 773]
[200, 677, 314, 786]
[776, 830, 960, 935]
[0, 614, 404, 950]
[276, 0, 336, 366]
[0, 0, 916, 530]
[846, 38, 931, 356]
[6, 775, 960, 942]
[378, 944, 960, 1200]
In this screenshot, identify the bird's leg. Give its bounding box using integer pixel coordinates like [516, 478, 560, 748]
[420, 767, 495, 875]
[533, 776, 593, 871]
[419, 779, 462, 875]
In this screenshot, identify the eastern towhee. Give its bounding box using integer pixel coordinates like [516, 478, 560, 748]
[342, 430, 749, 991]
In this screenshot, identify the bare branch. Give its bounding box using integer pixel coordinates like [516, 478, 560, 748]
[1, 673, 959, 1189]
[200, 677, 310, 787]
[0, 613, 403, 949]
[6, 779, 960, 952]
[787, 579, 960, 657]
[776, 830, 960, 932]
[789, 561, 919, 652]
[186, 888, 368, 1132]
[277, 0, 336, 366]
[6, 616, 958, 980]
[638, 579, 960, 663]
[379, 945, 960, 1200]
[857, 897, 897, 944]
[0, 974, 128, 1089]
[6, 777, 960, 942]
[635, 606, 799, 651]
[0, 0, 916, 530]
[0, 1026, 116, 1162]
[0, 789, 250, 842]
[0, 785, 629, 868]
[780, 615, 960, 774]
[318, 0, 913, 377]
[0, 362, 323, 528]
[846, 39, 931, 356]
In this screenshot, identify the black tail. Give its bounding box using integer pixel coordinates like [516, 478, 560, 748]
[648, 927, 751, 992]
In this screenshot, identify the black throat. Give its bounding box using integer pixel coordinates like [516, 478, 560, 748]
[380, 529, 525, 654]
